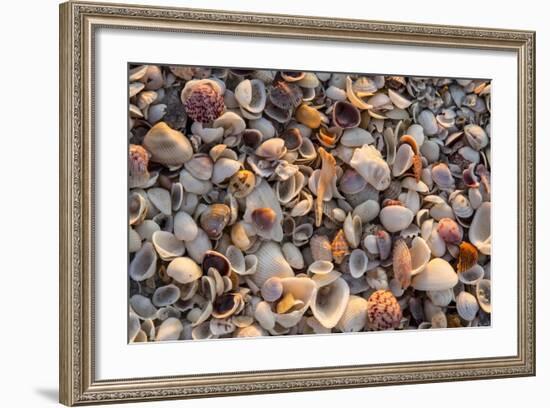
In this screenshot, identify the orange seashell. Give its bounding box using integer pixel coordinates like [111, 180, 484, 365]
[382, 199, 404, 208]
[393, 239, 412, 289]
[399, 134, 419, 155]
[315, 148, 337, 227]
[457, 241, 478, 273]
[295, 104, 322, 129]
[316, 126, 342, 148]
[412, 154, 422, 182]
[331, 229, 350, 264]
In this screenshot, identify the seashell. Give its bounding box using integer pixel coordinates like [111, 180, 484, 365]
[151, 231, 185, 261]
[200, 204, 231, 239]
[129, 144, 150, 188]
[296, 72, 320, 88]
[410, 237, 431, 276]
[353, 200, 380, 223]
[234, 79, 266, 113]
[452, 193, 473, 219]
[422, 220, 446, 257]
[152, 284, 181, 307]
[379, 205, 414, 233]
[308, 260, 334, 275]
[336, 295, 368, 332]
[436, 218, 463, 244]
[212, 293, 243, 319]
[244, 179, 284, 241]
[252, 242, 294, 287]
[349, 249, 368, 278]
[129, 242, 157, 281]
[135, 219, 160, 242]
[251, 207, 277, 233]
[326, 85, 347, 101]
[431, 311, 448, 328]
[282, 242, 305, 269]
[147, 187, 171, 216]
[315, 148, 337, 226]
[333, 101, 361, 129]
[295, 104, 322, 128]
[129, 192, 148, 225]
[393, 239, 412, 289]
[457, 241, 479, 273]
[276, 292, 303, 314]
[129, 228, 142, 253]
[184, 154, 213, 181]
[179, 169, 213, 195]
[269, 80, 303, 110]
[417, 110, 438, 136]
[170, 183, 184, 212]
[476, 279, 491, 313]
[155, 317, 183, 341]
[420, 139, 440, 163]
[281, 71, 305, 82]
[212, 111, 246, 136]
[375, 230, 392, 260]
[235, 324, 267, 337]
[203, 250, 231, 277]
[230, 221, 255, 251]
[166, 257, 202, 284]
[464, 124, 489, 151]
[317, 126, 341, 148]
[366, 290, 402, 330]
[254, 301, 276, 330]
[256, 138, 286, 160]
[341, 128, 374, 147]
[459, 263, 484, 285]
[456, 291, 479, 321]
[343, 213, 362, 249]
[331, 229, 350, 264]
[143, 122, 193, 166]
[339, 169, 367, 195]
[130, 294, 158, 320]
[469, 187, 483, 210]
[388, 88, 412, 109]
[392, 143, 414, 177]
[209, 318, 236, 336]
[367, 267, 388, 290]
[173, 211, 198, 241]
[261, 277, 284, 302]
[129, 81, 145, 97]
[280, 127, 303, 151]
[310, 235, 333, 262]
[141, 65, 164, 90]
[274, 277, 316, 328]
[412, 258, 458, 291]
[228, 170, 256, 199]
[212, 158, 241, 185]
[427, 289, 454, 307]
[431, 163, 455, 190]
[469, 202, 491, 255]
[311, 278, 350, 329]
[350, 145, 391, 190]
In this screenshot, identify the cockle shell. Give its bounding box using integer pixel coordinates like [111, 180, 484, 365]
[147, 187, 171, 216]
[229, 170, 256, 198]
[343, 213, 362, 249]
[412, 258, 458, 291]
[151, 231, 185, 261]
[333, 101, 361, 129]
[428, 288, 454, 307]
[184, 228, 212, 263]
[129, 144, 150, 188]
[152, 284, 181, 307]
[456, 291, 479, 321]
[282, 242, 305, 269]
[143, 122, 193, 166]
[211, 158, 241, 185]
[179, 170, 213, 195]
[431, 163, 455, 190]
[341, 128, 374, 147]
[166, 257, 202, 284]
[379, 205, 414, 233]
[261, 277, 284, 302]
[129, 242, 157, 281]
[457, 241, 479, 273]
[393, 239, 412, 289]
[464, 124, 489, 151]
[353, 200, 380, 223]
[173, 211, 198, 241]
[200, 203, 231, 239]
[452, 193, 473, 219]
[213, 111, 246, 136]
[336, 295, 368, 332]
[350, 145, 391, 191]
[311, 278, 350, 329]
[252, 242, 294, 287]
[130, 294, 158, 319]
[469, 202, 491, 255]
[244, 179, 284, 241]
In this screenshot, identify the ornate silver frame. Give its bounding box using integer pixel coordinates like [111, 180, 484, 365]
[59, 1, 536, 405]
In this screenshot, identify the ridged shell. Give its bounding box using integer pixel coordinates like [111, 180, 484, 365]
[457, 242, 479, 273]
[336, 295, 368, 332]
[252, 242, 294, 287]
[147, 187, 172, 216]
[184, 228, 212, 263]
[143, 122, 193, 166]
[393, 239, 412, 289]
[274, 277, 317, 328]
[282, 242, 305, 269]
[456, 291, 479, 321]
[331, 229, 350, 264]
[310, 235, 333, 262]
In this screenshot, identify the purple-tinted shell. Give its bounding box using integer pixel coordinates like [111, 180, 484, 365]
[436, 218, 463, 244]
[333, 101, 361, 129]
[376, 230, 392, 261]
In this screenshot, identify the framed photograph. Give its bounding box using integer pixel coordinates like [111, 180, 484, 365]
[59, 1, 536, 405]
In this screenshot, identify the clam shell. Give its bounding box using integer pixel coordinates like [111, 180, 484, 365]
[308, 260, 334, 275]
[166, 257, 202, 284]
[476, 279, 491, 313]
[184, 154, 213, 181]
[340, 128, 374, 147]
[456, 291, 479, 321]
[469, 202, 491, 255]
[464, 124, 489, 151]
[261, 277, 284, 302]
[129, 192, 148, 225]
[311, 277, 349, 329]
[212, 158, 241, 184]
[417, 110, 438, 136]
[155, 317, 183, 341]
[432, 163, 455, 190]
[173, 211, 198, 241]
[411, 258, 458, 291]
[213, 111, 246, 136]
[459, 263, 484, 285]
[349, 249, 368, 278]
[350, 145, 391, 191]
[129, 228, 142, 253]
[234, 79, 267, 113]
[252, 242, 294, 287]
[427, 289, 454, 307]
[379, 205, 414, 233]
[410, 237, 431, 276]
[254, 301, 276, 330]
[336, 295, 368, 332]
[282, 242, 305, 269]
[130, 294, 158, 319]
[129, 242, 157, 281]
[147, 187, 172, 216]
[179, 169, 213, 195]
[135, 219, 160, 241]
[274, 277, 317, 328]
[343, 213, 362, 249]
[143, 122, 192, 165]
[352, 200, 380, 223]
[392, 144, 414, 177]
[152, 284, 181, 307]
[151, 231, 185, 261]
[244, 179, 284, 241]
[184, 228, 212, 263]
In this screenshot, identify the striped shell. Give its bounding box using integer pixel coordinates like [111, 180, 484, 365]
[331, 229, 350, 264]
[392, 239, 412, 289]
[457, 241, 479, 273]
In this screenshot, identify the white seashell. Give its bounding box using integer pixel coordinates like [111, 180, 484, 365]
[179, 169, 213, 195]
[282, 242, 305, 269]
[311, 278, 350, 329]
[143, 122, 193, 166]
[152, 284, 181, 307]
[459, 263, 485, 285]
[166, 257, 202, 284]
[135, 219, 160, 242]
[422, 220, 446, 257]
[343, 213, 362, 248]
[130, 294, 158, 319]
[191, 121, 224, 144]
[388, 88, 412, 109]
[147, 187, 172, 215]
[469, 187, 483, 210]
[129, 228, 142, 253]
[383, 127, 397, 165]
[212, 158, 241, 184]
[308, 260, 334, 275]
[401, 177, 429, 193]
[155, 317, 183, 341]
[244, 179, 284, 241]
[406, 124, 425, 146]
[349, 249, 368, 278]
[212, 111, 246, 136]
[452, 193, 473, 219]
[410, 236, 431, 276]
[254, 301, 275, 330]
[326, 85, 347, 101]
[340, 128, 374, 147]
[476, 279, 491, 313]
[350, 145, 391, 190]
[420, 139, 440, 163]
[427, 289, 454, 307]
[311, 270, 341, 288]
[379, 205, 414, 233]
[367, 267, 389, 290]
[183, 228, 212, 263]
[173, 211, 198, 241]
[249, 117, 275, 139]
[336, 295, 368, 332]
[418, 110, 438, 136]
[184, 154, 214, 181]
[469, 202, 491, 255]
[274, 277, 316, 328]
[364, 234, 379, 254]
[412, 258, 458, 291]
[209, 318, 236, 336]
[399, 189, 420, 215]
[261, 277, 283, 302]
[129, 242, 157, 281]
[464, 124, 489, 151]
[252, 242, 294, 287]
[151, 231, 185, 261]
[456, 291, 479, 321]
[392, 144, 414, 177]
[352, 200, 380, 223]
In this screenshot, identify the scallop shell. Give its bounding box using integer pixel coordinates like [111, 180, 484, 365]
[311, 278, 350, 329]
[469, 202, 491, 255]
[336, 295, 368, 332]
[166, 257, 202, 284]
[393, 239, 412, 289]
[143, 122, 193, 165]
[412, 258, 458, 291]
[129, 242, 157, 281]
[456, 291, 479, 321]
[350, 145, 391, 191]
[252, 242, 294, 287]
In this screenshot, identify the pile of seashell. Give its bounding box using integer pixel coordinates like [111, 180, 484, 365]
[128, 64, 491, 342]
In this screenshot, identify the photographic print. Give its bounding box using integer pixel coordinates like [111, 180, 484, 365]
[128, 65, 492, 342]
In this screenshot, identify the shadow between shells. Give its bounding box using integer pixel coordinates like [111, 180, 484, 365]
[128, 65, 492, 343]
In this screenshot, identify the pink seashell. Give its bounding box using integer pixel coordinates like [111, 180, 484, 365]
[436, 218, 463, 244]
